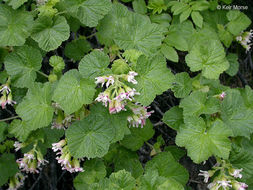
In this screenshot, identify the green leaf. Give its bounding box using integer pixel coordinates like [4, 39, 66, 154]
[160, 44, 178, 63]
[191, 11, 203, 28]
[31, 16, 70, 52]
[108, 170, 136, 190]
[79, 50, 111, 79]
[96, 2, 130, 46]
[16, 82, 54, 131]
[8, 120, 30, 142]
[0, 122, 7, 143]
[64, 0, 112, 27]
[157, 178, 184, 190]
[169, 1, 189, 15]
[114, 147, 144, 178]
[179, 91, 220, 117]
[0, 153, 18, 186]
[225, 53, 239, 76]
[164, 31, 188, 51]
[185, 39, 229, 79]
[0, 4, 33, 46]
[221, 89, 253, 138]
[164, 145, 186, 161]
[226, 10, 251, 36]
[217, 24, 233, 48]
[8, 0, 28, 9]
[179, 8, 191, 23]
[64, 39, 91, 61]
[132, 0, 147, 14]
[240, 85, 253, 109]
[49, 55, 65, 73]
[163, 106, 184, 131]
[111, 59, 130, 75]
[145, 152, 189, 185]
[172, 72, 192, 98]
[134, 55, 175, 106]
[121, 120, 154, 151]
[150, 13, 171, 28]
[122, 49, 143, 64]
[4, 46, 42, 88]
[66, 116, 114, 159]
[74, 159, 106, 190]
[52, 69, 96, 114]
[114, 13, 165, 55]
[89, 104, 129, 143]
[176, 117, 232, 163]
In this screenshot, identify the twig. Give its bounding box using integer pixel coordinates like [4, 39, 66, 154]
[154, 121, 164, 127]
[237, 71, 248, 86]
[151, 102, 164, 116]
[29, 172, 43, 190]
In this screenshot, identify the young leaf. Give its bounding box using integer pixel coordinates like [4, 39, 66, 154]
[176, 117, 232, 163]
[191, 11, 203, 28]
[179, 91, 220, 117]
[132, 0, 147, 14]
[74, 159, 106, 190]
[49, 56, 65, 73]
[31, 16, 70, 52]
[145, 152, 189, 185]
[134, 55, 175, 106]
[163, 106, 184, 131]
[8, 0, 28, 9]
[52, 70, 96, 114]
[160, 44, 178, 63]
[185, 39, 229, 79]
[108, 170, 136, 190]
[8, 120, 31, 142]
[225, 53, 239, 76]
[4, 46, 42, 88]
[172, 72, 192, 98]
[0, 153, 18, 186]
[79, 50, 111, 79]
[0, 5, 33, 46]
[64, 39, 91, 61]
[16, 82, 54, 132]
[64, 0, 112, 27]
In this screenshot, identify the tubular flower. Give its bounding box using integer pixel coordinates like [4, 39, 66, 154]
[232, 181, 248, 190]
[95, 91, 111, 107]
[52, 139, 84, 173]
[7, 173, 26, 190]
[127, 71, 138, 84]
[198, 170, 210, 183]
[127, 103, 154, 128]
[236, 30, 253, 52]
[229, 168, 243, 179]
[16, 149, 48, 174]
[216, 180, 232, 190]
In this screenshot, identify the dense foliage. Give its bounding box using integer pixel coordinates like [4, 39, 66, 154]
[0, 0, 253, 189]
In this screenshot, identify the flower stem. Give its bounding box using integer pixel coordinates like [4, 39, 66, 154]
[0, 115, 20, 122]
[36, 70, 49, 78]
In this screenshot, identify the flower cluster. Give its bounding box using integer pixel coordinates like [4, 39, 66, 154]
[127, 103, 154, 128]
[8, 173, 26, 190]
[199, 160, 248, 190]
[0, 83, 16, 109]
[236, 30, 253, 52]
[52, 139, 84, 173]
[16, 148, 48, 174]
[95, 71, 140, 114]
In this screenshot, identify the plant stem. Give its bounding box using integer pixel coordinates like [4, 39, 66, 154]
[86, 33, 96, 39]
[37, 70, 49, 78]
[0, 115, 20, 122]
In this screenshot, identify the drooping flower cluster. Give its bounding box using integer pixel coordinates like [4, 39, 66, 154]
[199, 159, 248, 190]
[0, 83, 16, 109]
[16, 147, 48, 174]
[236, 30, 253, 52]
[7, 173, 26, 190]
[52, 139, 84, 173]
[127, 103, 154, 128]
[95, 71, 140, 114]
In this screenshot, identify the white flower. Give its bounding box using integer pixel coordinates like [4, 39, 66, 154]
[106, 76, 114, 87]
[230, 168, 243, 178]
[216, 180, 232, 190]
[127, 71, 138, 84]
[198, 170, 210, 183]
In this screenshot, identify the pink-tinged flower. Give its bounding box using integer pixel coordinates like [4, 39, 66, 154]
[95, 92, 111, 107]
[198, 170, 210, 183]
[127, 71, 138, 84]
[8, 172, 26, 190]
[0, 94, 16, 109]
[216, 180, 232, 190]
[109, 100, 126, 114]
[52, 140, 66, 152]
[229, 168, 243, 178]
[95, 76, 106, 86]
[232, 181, 248, 190]
[106, 76, 114, 87]
[13, 141, 23, 152]
[219, 92, 226, 100]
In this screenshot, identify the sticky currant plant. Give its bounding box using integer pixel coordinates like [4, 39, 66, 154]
[0, 0, 253, 189]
